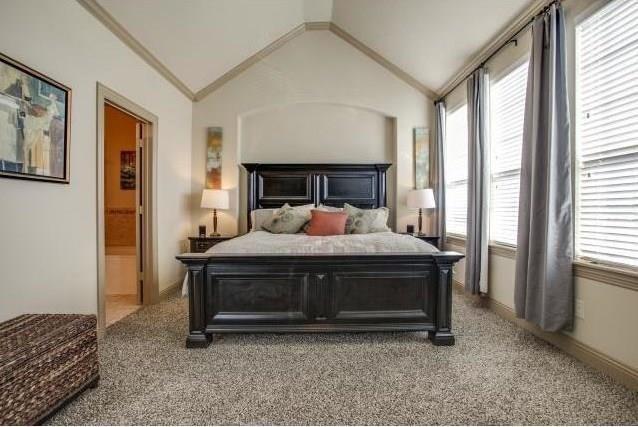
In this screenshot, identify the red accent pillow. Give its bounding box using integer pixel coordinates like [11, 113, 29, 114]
[305, 210, 348, 236]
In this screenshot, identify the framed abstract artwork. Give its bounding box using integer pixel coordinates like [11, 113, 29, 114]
[206, 127, 222, 189]
[413, 127, 430, 189]
[0, 52, 71, 183]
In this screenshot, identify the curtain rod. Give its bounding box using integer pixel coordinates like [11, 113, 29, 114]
[435, 0, 560, 104]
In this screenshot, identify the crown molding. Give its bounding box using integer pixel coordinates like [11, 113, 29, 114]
[195, 21, 438, 101]
[328, 23, 438, 100]
[436, 0, 548, 97]
[77, 0, 195, 101]
[76, 0, 438, 102]
[305, 21, 331, 31]
[193, 23, 308, 101]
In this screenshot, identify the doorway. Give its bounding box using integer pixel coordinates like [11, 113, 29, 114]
[104, 104, 144, 325]
[97, 83, 158, 335]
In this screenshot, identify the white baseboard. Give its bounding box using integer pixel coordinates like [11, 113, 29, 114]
[452, 280, 638, 391]
[159, 280, 181, 300]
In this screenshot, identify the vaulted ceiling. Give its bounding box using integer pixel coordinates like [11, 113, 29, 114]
[91, 0, 534, 100]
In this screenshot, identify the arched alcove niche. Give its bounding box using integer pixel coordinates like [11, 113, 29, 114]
[237, 102, 397, 232]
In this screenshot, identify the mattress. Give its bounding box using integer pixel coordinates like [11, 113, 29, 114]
[208, 230, 438, 254]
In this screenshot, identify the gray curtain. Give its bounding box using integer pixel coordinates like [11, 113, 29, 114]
[514, 3, 573, 332]
[432, 101, 446, 240]
[465, 68, 490, 295]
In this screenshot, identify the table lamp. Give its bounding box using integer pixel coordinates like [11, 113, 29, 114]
[407, 188, 436, 235]
[201, 189, 229, 236]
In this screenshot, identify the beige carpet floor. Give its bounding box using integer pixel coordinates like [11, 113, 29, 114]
[48, 289, 638, 425]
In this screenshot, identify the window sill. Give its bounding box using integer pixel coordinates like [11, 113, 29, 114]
[573, 260, 638, 292]
[445, 234, 466, 247]
[445, 236, 517, 259]
[444, 236, 637, 291]
[489, 243, 516, 259]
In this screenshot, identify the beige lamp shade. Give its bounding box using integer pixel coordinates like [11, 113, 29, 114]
[201, 189, 229, 210]
[407, 188, 436, 209]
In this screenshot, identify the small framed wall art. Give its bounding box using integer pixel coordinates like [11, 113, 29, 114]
[120, 150, 136, 190]
[206, 127, 222, 189]
[413, 127, 430, 189]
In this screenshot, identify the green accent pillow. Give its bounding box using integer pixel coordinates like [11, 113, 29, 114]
[343, 203, 390, 234]
[262, 203, 313, 234]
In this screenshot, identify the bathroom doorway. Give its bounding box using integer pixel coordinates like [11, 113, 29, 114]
[103, 103, 145, 325]
[97, 83, 158, 334]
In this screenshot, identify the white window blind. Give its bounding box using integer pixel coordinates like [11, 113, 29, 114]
[575, 0, 638, 268]
[489, 61, 528, 246]
[445, 104, 468, 236]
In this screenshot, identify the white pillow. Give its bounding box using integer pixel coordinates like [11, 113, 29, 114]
[250, 204, 315, 231]
[289, 203, 315, 219]
[343, 203, 391, 234]
[251, 208, 275, 231]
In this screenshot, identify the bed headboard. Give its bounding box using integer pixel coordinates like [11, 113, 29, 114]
[242, 163, 391, 230]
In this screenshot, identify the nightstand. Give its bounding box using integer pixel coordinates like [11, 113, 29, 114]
[188, 235, 236, 253]
[401, 233, 440, 249]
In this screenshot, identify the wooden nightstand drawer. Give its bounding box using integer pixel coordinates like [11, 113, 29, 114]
[195, 240, 213, 252]
[189, 236, 237, 253]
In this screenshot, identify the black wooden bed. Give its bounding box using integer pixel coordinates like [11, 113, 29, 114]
[177, 163, 463, 348]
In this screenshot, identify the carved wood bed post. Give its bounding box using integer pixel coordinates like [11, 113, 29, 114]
[430, 252, 464, 345]
[179, 254, 212, 348]
[375, 163, 389, 208]
[243, 163, 259, 231]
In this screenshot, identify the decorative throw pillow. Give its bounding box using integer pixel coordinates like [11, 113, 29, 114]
[305, 210, 348, 236]
[343, 203, 390, 234]
[291, 203, 315, 219]
[261, 203, 313, 234]
[250, 208, 276, 231]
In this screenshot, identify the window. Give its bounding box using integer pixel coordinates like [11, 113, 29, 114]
[489, 61, 528, 246]
[445, 104, 468, 236]
[575, 0, 638, 268]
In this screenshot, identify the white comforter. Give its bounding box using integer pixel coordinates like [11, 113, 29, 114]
[208, 231, 438, 254]
[182, 231, 437, 296]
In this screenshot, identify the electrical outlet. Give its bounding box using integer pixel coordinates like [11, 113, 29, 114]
[575, 299, 585, 319]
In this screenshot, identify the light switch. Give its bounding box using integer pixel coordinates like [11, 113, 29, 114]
[575, 299, 585, 319]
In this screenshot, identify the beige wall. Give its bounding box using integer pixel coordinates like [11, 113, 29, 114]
[240, 103, 396, 228]
[192, 30, 432, 235]
[104, 104, 137, 247]
[0, 0, 192, 321]
[241, 103, 393, 164]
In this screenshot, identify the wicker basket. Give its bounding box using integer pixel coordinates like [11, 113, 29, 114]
[0, 314, 99, 425]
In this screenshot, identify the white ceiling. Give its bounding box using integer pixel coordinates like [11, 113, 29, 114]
[332, 0, 532, 93]
[96, 0, 533, 96]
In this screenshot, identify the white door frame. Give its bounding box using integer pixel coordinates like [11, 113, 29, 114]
[96, 83, 159, 335]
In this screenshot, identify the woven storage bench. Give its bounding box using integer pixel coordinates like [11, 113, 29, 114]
[0, 314, 99, 425]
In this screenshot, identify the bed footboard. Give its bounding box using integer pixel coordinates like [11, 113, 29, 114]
[176, 252, 463, 348]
